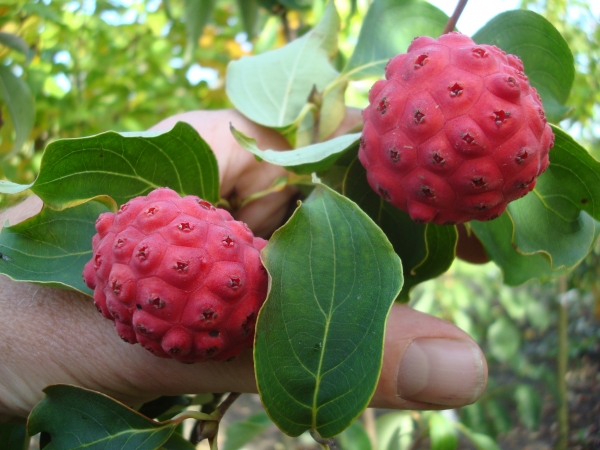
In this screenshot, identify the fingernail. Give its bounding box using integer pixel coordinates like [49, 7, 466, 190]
[396, 338, 485, 407]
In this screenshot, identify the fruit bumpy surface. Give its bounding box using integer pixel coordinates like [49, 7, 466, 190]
[82, 187, 269, 363]
[359, 33, 555, 225]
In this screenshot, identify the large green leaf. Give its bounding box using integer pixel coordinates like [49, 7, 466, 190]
[230, 124, 360, 174]
[0, 179, 33, 195]
[342, 0, 448, 80]
[0, 65, 35, 157]
[226, 0, 340, 133]
[0, 32, 29, 56]
[235, 0, 259, 40]
[27, 385, 194, 450]
[30, 121, 219, 210]
[472, 10, 574, 123]
[0, 200, 109, 293]
[342, 158, 456, 301]
[255, 184, 402, 438]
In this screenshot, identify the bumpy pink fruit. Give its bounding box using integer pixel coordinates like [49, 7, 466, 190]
[359, 32, 554, 224]
[82, 187, 268, 363]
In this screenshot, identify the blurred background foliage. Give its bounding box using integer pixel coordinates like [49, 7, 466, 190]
[0, 0, 598, 448]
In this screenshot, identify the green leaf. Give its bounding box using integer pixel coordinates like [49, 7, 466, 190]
[0, 32, 29, 56]
[0, 200, 109, 293]
[231, 124, 360, 174]
[514, 384, 541, 430]
[343, 0, 448, 80]
[255, 184, 402, 438]
[184, 0, 218, 63]
[222, 411, 273, 450]
[0, 179, 33, 195]
[0, 423, 28, 450]
[375, 411, 414, 450]
[21, 3, 64, 23]
[342, 158, 455, 301]
[335, 419, 373, 450]
[30, 121, 219, 210]
[429, 413, 458, 450]
[27, 385, 195, 450]
[226, 0, 340, 130]
[470, 213, 565, 285]
[236, 0, 259, 40]
[455, 422, 500, 450]
[487, 316, 520, 362]
[0, 65, 36, 156]
[279, 0, 313, 10]
[472, 10, 575, 123]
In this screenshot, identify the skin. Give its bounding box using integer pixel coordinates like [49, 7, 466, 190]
[0, 109, 488, 422]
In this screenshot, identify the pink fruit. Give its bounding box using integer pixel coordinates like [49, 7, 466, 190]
[359, 33, 554, 225]
[83, 187, 269, 363]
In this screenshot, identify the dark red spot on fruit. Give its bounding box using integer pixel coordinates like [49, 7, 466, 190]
[538, 108, 547, 123]
[146, 207, 157, 215]
[421, 186, 435, 198]
[136, 324, 149, 334]
[359, 137, 365, 149]
[206, 347, 218, 356]
[377, 97, 388, 114]
[414, 110, 425, 124]
[377, 186, 391, 202]
[201, 309, 217, 322]
[518, 177, 535, 189]
[493, 110, 510, 125]
[432, 152, 445, 165]
[471, 177, 487, 188]
[472, 47, 487, 58]
[136, 304, 142, 310]
[198, 199, 213, 210]
[94, 253, 102, 269]
[462, 133, 475, 145]
[115, 238, 126, 249]
[169, 347, 181, 355]
[112, 281, 121, 295]
[515, 148, 529, 164]
[389, 147, 400, 162]
[149, 296, 165, 308]
[507, 76, 517, 87]
[137, 246, 148, 260]
[174, 261, 189, 273]
[414, 54, 428, 68]
[222, 235, 234, 247]
[228, 276, 242, 290]
[118, 203, 129, 213]
[209, 330, 220, 337]
[178, 222, 191, 231]
[449, 83, 463, 97]
[474, 203, 489, 211]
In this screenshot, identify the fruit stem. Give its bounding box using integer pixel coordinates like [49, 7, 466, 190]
[442, 0, 469, 35]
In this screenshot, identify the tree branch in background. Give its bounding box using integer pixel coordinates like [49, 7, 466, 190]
[443, 0, 469, 34]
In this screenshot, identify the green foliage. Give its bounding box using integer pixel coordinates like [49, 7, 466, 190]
[0, 200, 108, 292]
[255, 184, 402, 437]
[28, 385, 195, 449]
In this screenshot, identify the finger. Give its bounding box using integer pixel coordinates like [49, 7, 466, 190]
[372, 304, 488, 409]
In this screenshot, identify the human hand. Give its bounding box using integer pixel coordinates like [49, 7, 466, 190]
[0, 109, 487, 422]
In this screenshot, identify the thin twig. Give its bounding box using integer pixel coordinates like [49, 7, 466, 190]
[442, 0, 469, 34]
[310, 429, 339, 450]
[556, 277, 569, 450]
